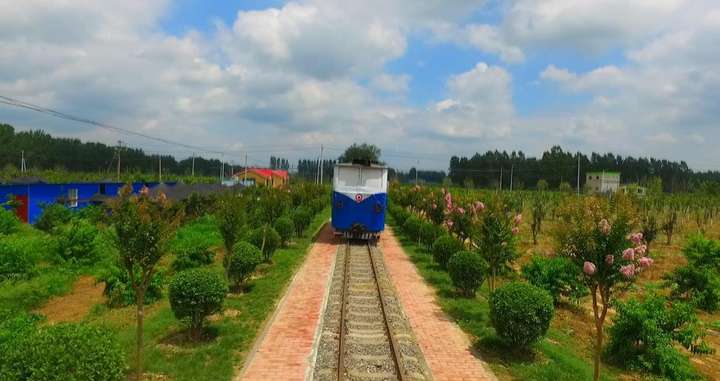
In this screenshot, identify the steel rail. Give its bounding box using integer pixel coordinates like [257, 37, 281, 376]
[366, 242, 407, 381]
[337, 241, 350, 381]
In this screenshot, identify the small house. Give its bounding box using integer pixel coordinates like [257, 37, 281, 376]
[585, 172, 620, 194]
[233, 168, 289, 188]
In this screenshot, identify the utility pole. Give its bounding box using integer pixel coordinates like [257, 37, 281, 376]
[220, 155, 225, 184]
[510, 164, 514, 192]
[158, 156, 162, 183]
[191, 153, 195, 177]
[316, 156, 320, 185]
[415, 160, 419, 185]
[244, 153, 248, 184]
[116, 141, 122, 182]
[319, 145, 324, 185]
[577, 153, 581, 196]
[499, 167, 503, 192]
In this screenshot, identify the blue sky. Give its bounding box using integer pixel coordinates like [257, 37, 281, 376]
[0, 1, 718, 170]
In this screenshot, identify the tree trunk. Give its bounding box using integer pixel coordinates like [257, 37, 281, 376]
[135, 291, 145, 381]
[591, 285, 609, 381]
[261, 225, 268, 261]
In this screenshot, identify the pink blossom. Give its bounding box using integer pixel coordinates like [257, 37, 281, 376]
[446, 220, 454, 228]
[622, 248, 635, 261]
[583, 261, 597, 275]
[620, 264, 635, 278]
[635, 244, 647, 256]
[457, 207, 465, 215]
[514, 214, 523, 225]
[432, 203, 437, 210]
[512, 227, 520, 235]
[638, 257, 653, 268]
[629, 232, 644, 245]
[599, 219, 611, 235]
[605, 255, 614, 265]
[474, 201, 485, 212]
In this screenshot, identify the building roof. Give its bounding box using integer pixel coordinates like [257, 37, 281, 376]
[586, 172, 620, 176]
[6, 176, 47, 184]
[235, 168, 289, 180]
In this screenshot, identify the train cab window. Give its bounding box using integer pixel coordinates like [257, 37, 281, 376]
[336, 166, 362, 188]
[68, 188, 79, 208]
[360, 168, 384, 190]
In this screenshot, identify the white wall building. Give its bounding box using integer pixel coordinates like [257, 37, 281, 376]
[586, 172, 620, 194]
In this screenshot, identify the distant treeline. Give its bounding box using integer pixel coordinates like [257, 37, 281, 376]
[449, 146, 720, 192]
[394, 168, 447, 184]
[0, 123, 227, 178]
[296, 159, 336, 183]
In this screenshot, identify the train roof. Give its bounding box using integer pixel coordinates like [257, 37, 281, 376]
[335, 162, 387, 169]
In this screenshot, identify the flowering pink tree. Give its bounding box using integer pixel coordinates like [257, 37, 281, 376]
[473, 197, 520, 292]
[554, 196, 651, 381]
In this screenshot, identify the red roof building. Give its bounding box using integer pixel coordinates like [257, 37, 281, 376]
[234, 168, 289, 188]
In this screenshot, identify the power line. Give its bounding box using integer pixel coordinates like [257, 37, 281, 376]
[0, 95, 227, 155]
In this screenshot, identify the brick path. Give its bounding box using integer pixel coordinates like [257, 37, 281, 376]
[238, 224, 338, 381]
[379, 227, 497, 381]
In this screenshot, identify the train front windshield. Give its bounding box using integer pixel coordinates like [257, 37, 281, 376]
[334, 166, 387, 194]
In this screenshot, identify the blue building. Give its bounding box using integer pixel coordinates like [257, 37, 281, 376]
[0, 179, 163, 224]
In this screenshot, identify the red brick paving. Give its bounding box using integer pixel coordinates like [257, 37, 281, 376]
[238, 224, 338, 381]
[380, 227, 497, 381]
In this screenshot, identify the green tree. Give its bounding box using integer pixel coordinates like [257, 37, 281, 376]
[337, 143, 381, 163]
[215, 192, 245, 276]
[110, 186, 181, 381]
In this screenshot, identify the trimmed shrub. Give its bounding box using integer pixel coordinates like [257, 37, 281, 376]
[402, 215, 422, 242]
[172, 245, 215, 272]
[605, 296, 706, 380]
[225, 241, 263, 288]
[448, 251, 487, 297]
[431, 234, 464, 269]
[1, 320, 125, 381]
[247, 226, 281, 262]
[522, 256, 587, 304]
[0, 207, 20, 235]
[35, 204, 73, 232]
[490, 282, 554, 348]
[169, 268, 227, 339]
[419, 222, 439, 251]
[291, 206, 312, 237]
[54, 220, 98, 264]
[100, 265, 165, 307]
[665, 235, 720, 312]
[0, 238, 35, 281]
[665, 266, 720, 312]
[274, 217, 295, 247]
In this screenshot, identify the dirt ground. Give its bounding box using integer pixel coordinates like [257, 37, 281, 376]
[36, 275, 106, 323]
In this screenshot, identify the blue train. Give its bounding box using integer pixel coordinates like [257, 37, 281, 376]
[331, 162, 388, 239]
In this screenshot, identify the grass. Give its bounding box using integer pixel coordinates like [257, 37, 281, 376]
[388, 215, 622, 381]
[86, 208, 330, 380]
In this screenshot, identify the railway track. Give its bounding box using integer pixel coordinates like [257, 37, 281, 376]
[313, 242, 432, 381]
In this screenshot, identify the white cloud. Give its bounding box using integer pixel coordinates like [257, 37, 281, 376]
[370, 74, 410, 94]
[1, 0, 719, 171]
[423, 63, 514, 139]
